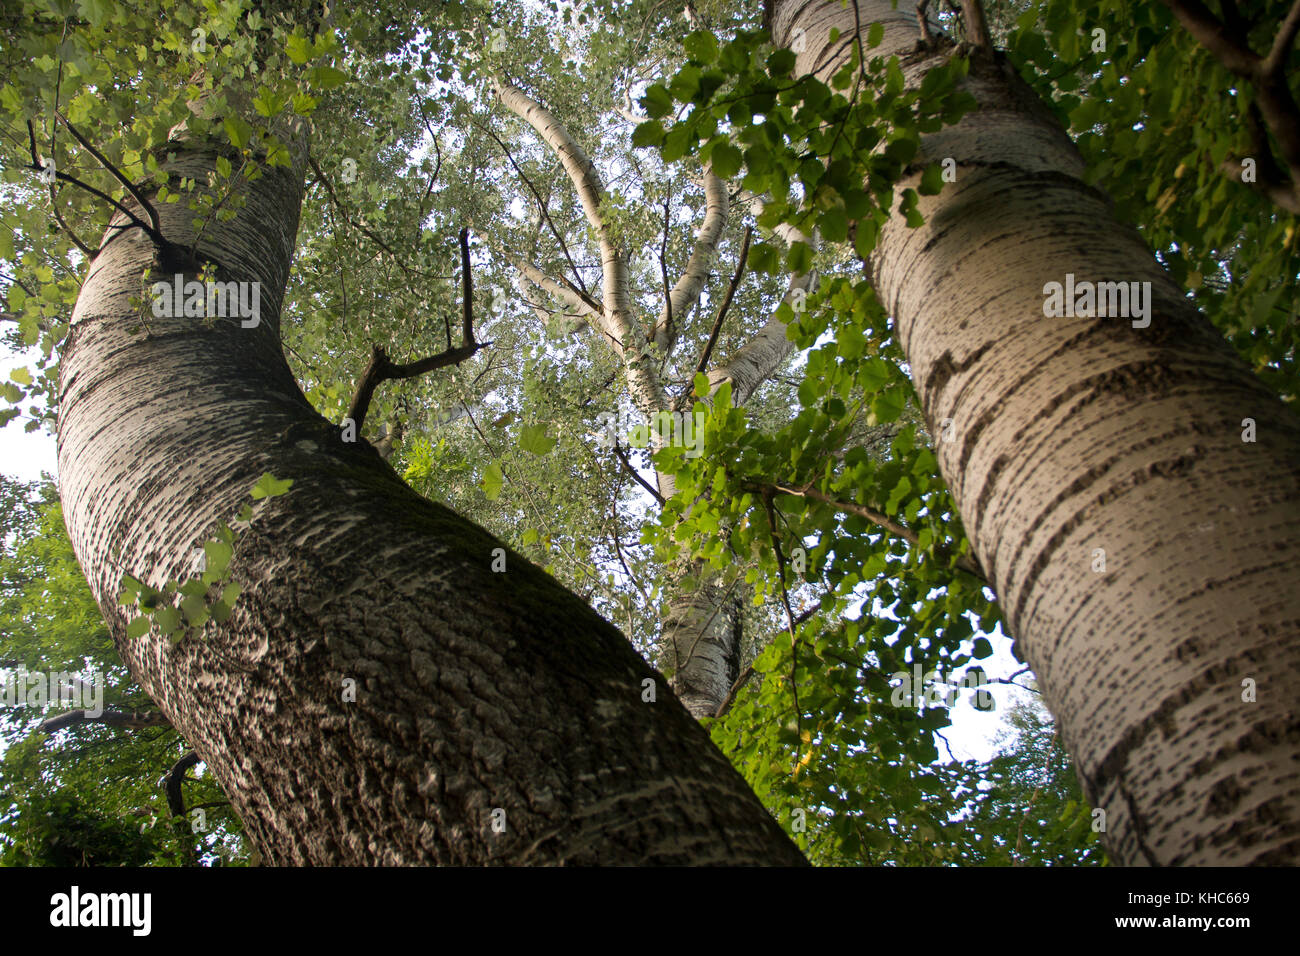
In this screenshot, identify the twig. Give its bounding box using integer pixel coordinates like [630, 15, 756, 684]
[55, 109, 161, 238]
[345, 228, 488, 432]
[613, 442, 666, 505]
[482, 123, 588, 296]
[746, 480, 988, 581]
[691, 226, 751, 384]
[714, 664, 755, 718]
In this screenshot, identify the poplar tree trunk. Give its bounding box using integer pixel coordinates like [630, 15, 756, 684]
[773, 0, 1300, 865]
[56, 131, 804, 864]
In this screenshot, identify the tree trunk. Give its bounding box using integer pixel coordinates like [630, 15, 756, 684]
[56, 132, 804, 864]
[774, 0, 1300, 865]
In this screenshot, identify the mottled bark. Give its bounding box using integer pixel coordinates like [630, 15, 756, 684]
[774, 0, 1300, 864]
[56, 130, 805, 864]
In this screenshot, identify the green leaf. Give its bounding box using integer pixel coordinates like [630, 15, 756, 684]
[286, 34, 312, 64]
[203, 539, 233, 576]
[694, 372, 711, 398]
[642, 84, 674, 119]
[223, 115, 253, 148]
[305, 66, 348, 90]
[9, 367, 33, 386]
[250, 472, 294, 499]
[919, 162, 944, 195]
[684, 31, 718, 64]
[817, 207, 848, 243]
[180, 593, 208, 627]
[153, 605, 181, 636]
[125, 617, 151, 639]
[972, 637, 993, 659]
[867, 22, 885, 48]
[481, 461, 504, 500]
[711, 143, 742, 179]
[519, 424, 557, 456]
[631, 120, 664, 148]
[767, 49, 796, 76]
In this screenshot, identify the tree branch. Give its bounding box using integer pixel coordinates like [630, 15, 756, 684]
[957, 0, 992, 48]
[614, 442, 666, 505]
[162, 750, 201, 818]
[345, 229, 488, 432]
[55, 109, 161, 238]
[691, 225, 752, 385]
[745, 480, 987, 581]
[481, 122, 589, 296]
[39, 708, 172, 734]
[652, 166, 729, 353]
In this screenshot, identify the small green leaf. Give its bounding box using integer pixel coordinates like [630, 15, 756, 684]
[203, 539, 233, 575]
[711, 143, 743, 179]
[180, 593, 209, 627]
[250, 472, 294, 499]
[631, 120, 664, 148]
[519, 424, 557, 456]
[153, 605, 181, 636]
[481, 461, 504, 500]
[305, 66, 348, 89]
[642, 84, 674, 119]
[694, 372, 711, 398]
[125, 617, 151, 639]
[223, 115, 252, 148]
[684, 30, 718, 63]
[286, 34, 312, 64]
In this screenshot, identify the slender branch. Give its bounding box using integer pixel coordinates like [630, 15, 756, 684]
[692, 225, 752, 383]
[762, 491, 802, 752]
[39, 708, 172, 734]
[1264, 0, 1300, 76]
[1159, 0, 1260, 74]
[162, 750, 201, 819]
[55, 109, 161, 237]
[916, 0, 933, 44]
[653, 166, 729, 352]
[481, 122, 588, 296]
[714, 663, 754, 718]
[613, 442, 666, 505]
[1160, 0, 1300, 212]
[26, 120, 125, 255]
[957, 0, 992, 48]
[746, 480, 987, 581]
[346, 229, 488, 432]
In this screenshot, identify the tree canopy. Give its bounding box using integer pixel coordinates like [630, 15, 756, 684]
[0, 0, 1295, 865]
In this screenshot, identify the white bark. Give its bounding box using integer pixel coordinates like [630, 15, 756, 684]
[777, 0, 1300, 865]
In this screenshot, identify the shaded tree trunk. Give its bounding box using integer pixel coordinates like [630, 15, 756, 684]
[56, 129, 804, 864]
[774, 0, 1300, 864]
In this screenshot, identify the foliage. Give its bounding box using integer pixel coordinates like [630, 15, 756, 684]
[0, 475, 248, 865]
[4, 0, 1291, 865]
